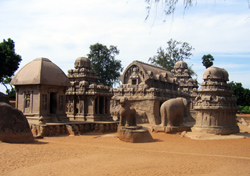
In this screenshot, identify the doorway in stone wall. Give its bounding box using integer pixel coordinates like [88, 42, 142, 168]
[50, 93, 57, 114]
[99, 96, 104, 114]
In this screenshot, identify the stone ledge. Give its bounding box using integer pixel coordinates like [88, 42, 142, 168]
[191, 125, 239, 135]
[184, 131, 250, 140]
[31, 121, 118, 137]
[152, 125, 191, 133]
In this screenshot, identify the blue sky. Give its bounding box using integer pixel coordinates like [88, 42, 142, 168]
[0, 0, 250, 92]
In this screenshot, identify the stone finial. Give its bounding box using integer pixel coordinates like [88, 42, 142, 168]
[74, 57, 91, 69]
[174, 61, 188, 69]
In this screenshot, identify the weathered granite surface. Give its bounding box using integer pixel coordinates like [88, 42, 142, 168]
[118, 97, 154, 142]
[192, 67, 239, 135]
[66, 57, 113, 121]
[10, 58, 70, 123]
[31, 122, 118, 137]
[0, 93, 34, 143]
[152, 97, 191, 133]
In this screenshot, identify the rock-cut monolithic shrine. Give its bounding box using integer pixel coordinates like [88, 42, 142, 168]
[3, 56, 239, 143]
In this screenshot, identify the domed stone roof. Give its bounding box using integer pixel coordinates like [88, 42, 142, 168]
[74, 57, 91, 69]
[11, 57, 71, 87]
[174, 61, 188, 69]
[203, 66, 229, 81]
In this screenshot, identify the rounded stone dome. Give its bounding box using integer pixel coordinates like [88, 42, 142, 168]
[11, 57, 71, 87]
[174, 61, 188, 69]
[74, 57, 91, 69]
[203, 66, 229, 81]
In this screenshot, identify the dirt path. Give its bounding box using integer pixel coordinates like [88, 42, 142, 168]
[1, 123, 250, 176]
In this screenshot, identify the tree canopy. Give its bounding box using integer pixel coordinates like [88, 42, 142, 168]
[87, 43, 123, 88]
[229, 81, 250, 106]
[202, 54, 214, 69]
[148, 38, 196, 76]
[0, 38, 22, 98]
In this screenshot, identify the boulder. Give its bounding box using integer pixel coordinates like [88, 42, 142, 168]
[0, 102, 34, 143]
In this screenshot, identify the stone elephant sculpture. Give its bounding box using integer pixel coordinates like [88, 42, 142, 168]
[160, 97, 189, 127]
[120, 97, 137, 127]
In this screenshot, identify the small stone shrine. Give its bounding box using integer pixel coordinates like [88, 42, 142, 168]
[171, 61, 198, 121]
[118, 97, 154, 143]
[66, 57, 113, 121]
[111, 60, 183, 125]
[11, 58, 70, 123]
[192, 66, 239, 135]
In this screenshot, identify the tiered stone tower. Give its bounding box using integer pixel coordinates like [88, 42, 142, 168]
[171, 61, 198, 120]
[192, 66, 239, 134]
[66, 57, 113, 121]
[171, 61, 198, 97]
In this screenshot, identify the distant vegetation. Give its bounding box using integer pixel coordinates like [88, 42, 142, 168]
[0, 38, 22, 99]
[148, 38, 196, 76]
[229, 81, 250, 113]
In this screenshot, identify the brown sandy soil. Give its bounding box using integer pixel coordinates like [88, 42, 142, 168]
[1, 121, 250, 176]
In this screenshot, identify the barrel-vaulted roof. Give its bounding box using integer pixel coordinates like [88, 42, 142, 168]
[11, 57, 71, 87]
[120, 60, 175, 84]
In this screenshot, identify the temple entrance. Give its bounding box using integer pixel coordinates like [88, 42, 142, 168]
[50, 93, 57, 114]
[99, 96, 104, 114]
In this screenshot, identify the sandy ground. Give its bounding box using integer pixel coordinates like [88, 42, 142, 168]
[1, 120, 250, 176]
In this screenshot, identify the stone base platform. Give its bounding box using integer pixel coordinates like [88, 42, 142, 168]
[191, 125, 240, 135]
[184, 131, 250, 140]
[152, 125, 191, 133]
[30, 121, 118, 137]
[118, 126, 154, 143]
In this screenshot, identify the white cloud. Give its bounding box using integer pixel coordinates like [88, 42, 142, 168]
[1, 0, 250, 93]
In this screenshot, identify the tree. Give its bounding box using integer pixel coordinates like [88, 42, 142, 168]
[0, 38, 22, 98]
[87, 43, 123, 87]
[2, 77, 16, 99]
[202, 54, 214, 68]
[148, 38, 195, 76]
[145, 0, 250, 19]
[229, 81, 250, 106]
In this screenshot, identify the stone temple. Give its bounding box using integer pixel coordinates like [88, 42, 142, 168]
[8, 55, 242, 138]
[11, 58, 70, 123]
[111, 60, 191, 125]
[65, 57, 113, 121]
[192, 66, 239, 134]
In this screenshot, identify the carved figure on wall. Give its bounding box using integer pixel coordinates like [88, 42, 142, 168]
[25, 93, 30, 108]
[160, 97, 188, 127]
[119, 97, 136, 127]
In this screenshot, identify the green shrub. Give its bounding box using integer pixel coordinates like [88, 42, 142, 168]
[238, 105, 250, 114]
